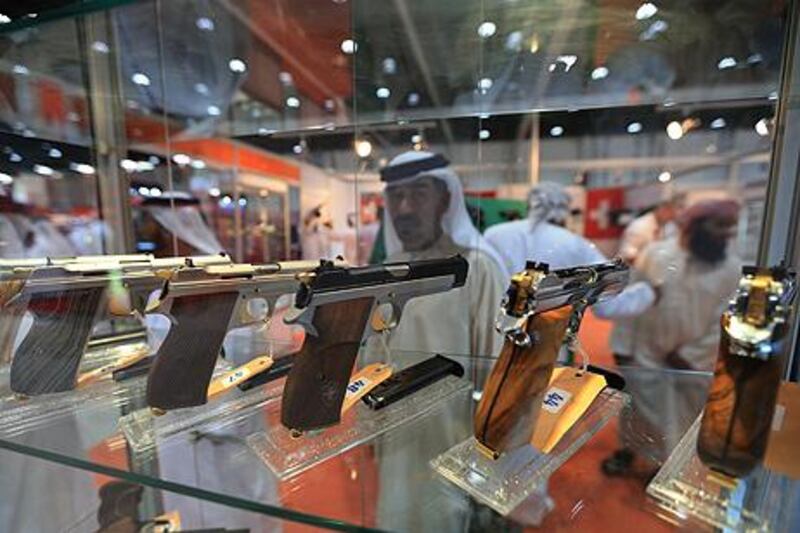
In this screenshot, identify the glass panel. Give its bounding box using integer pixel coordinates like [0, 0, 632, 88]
[0, 354, 735, 530]
[0, 448, 289, 532]
[0, 0, 797, 531]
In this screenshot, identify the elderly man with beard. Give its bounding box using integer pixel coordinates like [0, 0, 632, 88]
[367, 151, 506, 531]
[603, 199, 743, 476]
[376, 151, 506, 369]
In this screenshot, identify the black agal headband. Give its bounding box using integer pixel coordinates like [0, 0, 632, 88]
[379, 154, 450, 183]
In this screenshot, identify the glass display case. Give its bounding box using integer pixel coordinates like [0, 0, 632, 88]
[1, 0, 799, 531]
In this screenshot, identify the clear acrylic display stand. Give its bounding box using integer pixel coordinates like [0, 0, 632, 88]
[0, 341, 151, 437]
[430, 388, 628, 519]
[119, 378, 285, 456]
[247, 374, 473, 480]
[647, 414, 797, 532]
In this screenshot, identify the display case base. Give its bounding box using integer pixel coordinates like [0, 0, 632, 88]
[431, 388, 627, 518]
[647, 414, 796, 532]
[119, 379, 284, 456]
[247, 375, 472, 480]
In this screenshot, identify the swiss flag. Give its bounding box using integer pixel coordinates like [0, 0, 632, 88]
[585, 187, 625, 239]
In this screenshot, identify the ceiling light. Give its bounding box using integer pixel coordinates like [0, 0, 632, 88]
[658, 171, 672, 183]
[150, 188, 162, 197]
[292, 144, 304, 154]
[228, 58, 247, 73]
[324, 99, 335, 111]
[12, 64, 29, 76]
[355, 140, 372, 158]
[286, 96, 300, 108]
[755, 118, 770, 137]
[382, 57, 397, 75]
[591, 66, 609, 80]
[0, 14, 10, 24]
[138, 186, 150, 196]
[196, 17, 214, 31]
[411, 134, 423, 144]
[717, 57, 737, 70]
[666, 121, 684, 140]
[207, 105, 221, 116]
[478, 77, 493, 91]
[747, 53, 763, 65]
[132, 72, 151, 86]
[340, 39, 357, 54]
[148, 155, 160, 165]
[136, 161, 155, 172]
[640, 20, 668, 41]
[710, 118, 726, 129]
[627, 122, 643, 134]
[220, 196, 232, 206]
[479, 129, 490, 140]
[278, 71, 293, 84]
[477, 21, 497, 38]
[529, 35, 540, 54]
[194, 83, 209, 95]
[91, 41, 110, 53]
[636, 2, 658, 20]
[556, 55, 578, 72]
[407, 92, 420, 106]
[172, 153, 191, 166]
[209, 187, 221, 197]
[48, 148, 62, 158]
[550, 126, 564, 137]
[190, 159, 206, 169]
[376, 87, 391, 99]
[34, 164, 53, 176]
[9, 152, 22, 163]
[120, 159, 137, 172]
[768, 91, 778, 101]
[505, 31, 523, 51]
[70, 163, 95, 175]
[238, 198, 247, 207]
[0, 172, 12, 184]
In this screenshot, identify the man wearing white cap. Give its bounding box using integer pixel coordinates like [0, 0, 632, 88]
[377, 151, 506, 368]
[484, 181, 656, 317]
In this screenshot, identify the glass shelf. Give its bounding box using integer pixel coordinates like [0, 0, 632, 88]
[0, 352, 723, 531]
[647, 414, 799, 532]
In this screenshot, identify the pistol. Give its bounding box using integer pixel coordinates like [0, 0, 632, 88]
[2, 254, 231, 395]
[279, 255, 469, 433]
[144, 260, 337, 410]
[697, 265, 796, 477]
[474, 259, 629, 458]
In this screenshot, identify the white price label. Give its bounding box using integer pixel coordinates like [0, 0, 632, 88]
[345, 377, 372, 399]
[542, 387, 572, 414]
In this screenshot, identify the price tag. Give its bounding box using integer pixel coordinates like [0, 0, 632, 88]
[341, 363, 392, 415]
[207, 356, 273, 399]
[531, 367, 606, 453]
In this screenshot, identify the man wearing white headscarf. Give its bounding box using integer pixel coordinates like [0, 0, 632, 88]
[377, 151, 506, 364]
[484, 182, 655, 318]
[371, 151, 505, 531]
[484, 182, 599, 275]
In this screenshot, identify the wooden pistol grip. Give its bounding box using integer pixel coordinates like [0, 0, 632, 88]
[146, 292, 239, 410]
[281, 297, 374, 432]
[474, 305, 573, 455]
[697, 319, 783, 477]
[10, 287, 105, 395]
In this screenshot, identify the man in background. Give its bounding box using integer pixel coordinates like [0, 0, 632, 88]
[484, 181, 655, 317]
[377, 150, 506, 364]
[619, 193, 685, 265]
[371, 151, 506, 531]
[603, 199, 742, 475]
